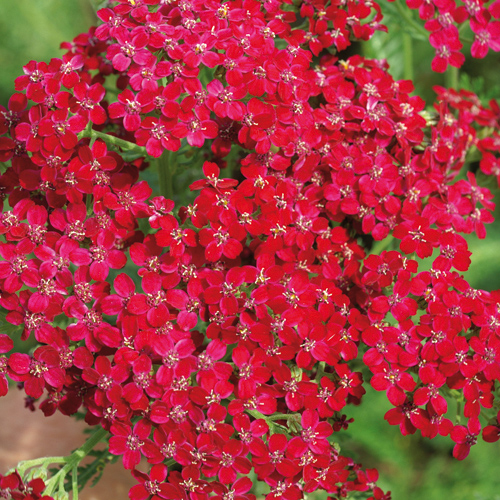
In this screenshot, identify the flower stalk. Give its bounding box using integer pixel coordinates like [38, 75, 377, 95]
[25, 427, 109, 498]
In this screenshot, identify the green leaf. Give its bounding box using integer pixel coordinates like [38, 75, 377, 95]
[120, 152, 146, 163]
[0, 308, 22, 336]
[88, 0, 108, 13]
[69, 447, 117, 491]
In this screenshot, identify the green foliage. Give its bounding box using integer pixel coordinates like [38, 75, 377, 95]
[459, 73, 500, 102]
[0, 308, 22, 337]
[0, 307, 33, 354]
[344, 390, 500, 500]
[70, 446, 119, 491]
[88, 0, 109, 13]
[0, 1, 96, 106]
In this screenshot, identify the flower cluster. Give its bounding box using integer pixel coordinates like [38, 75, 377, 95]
[389, 0, 500, 71]
[0, 472, 52, 500]
[1, 0, 500, 499]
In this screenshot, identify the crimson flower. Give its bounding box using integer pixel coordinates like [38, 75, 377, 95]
[70, 82, 107, 124]
[0, 240, 39, 293]
[38, 109, 87, 152]
[250, 433, 301, 479]
[108, 89, 153, 132]
[393, 215, 439, 258]
[429, 28, 465, 72]
[107, 27, 152, 72]
[88, 229, 127, 281]
[8, 346, 65, 398]
[483, 411, 500, 443]
[370, 363, 416, 406]
[130, 465, 170, 500]
[109, 420, 160, 469]
[287, 409, 333, 456]
[451, 418, 481, 459]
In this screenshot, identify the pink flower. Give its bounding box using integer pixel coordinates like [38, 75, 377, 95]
[130, 465, 170, 500]
[70, 82, 107, 124]
[451, 418, 481, 459]
[109, 420, 160, 469]
[429, 28, 465, 72]
[8, 346, 65, 398]
[89, 229, 127, 281]
[107, 27, 153, 72]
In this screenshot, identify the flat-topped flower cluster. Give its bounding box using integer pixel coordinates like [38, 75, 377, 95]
[1, 0, 500, 499]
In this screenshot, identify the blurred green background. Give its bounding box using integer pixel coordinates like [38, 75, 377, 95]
[1, 2, 500, 499]
[0, 1, 96, 105]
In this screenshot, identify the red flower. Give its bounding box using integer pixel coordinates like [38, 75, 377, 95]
[109, 420, 160, 469]
[216, 439, 252, 484]
[451, 418, 481, 459]
[108, 89, 153, 132]
[198, 222, 245, 262]
[273, 363, 317, 412]
[104, 180, 152, 229]
[172, 98, 219, 148]
[483, 411, 500, 443]
[128, 272, 171, 327]
[65, 297, 121, 351]
[288, 409, 333, 456]
[393, 216, 439, 259]
[371, 362, 416, 406]
[107, 27, 153, 72]
[130, 464, 170, 500]
[8, 346, 65, 398]
[429, 28, 465, 72]
[206, 80, 246, 120]
[0, 240, 39, 293]
[232, 346, 271, 400]
[251, 433, 301, 479]
[135, 116, 181, 157]
[211, 477, 254, 500]
[89, 229, 127, 281]
[70, 82, 107, 124]
[38, 109, 87, 152]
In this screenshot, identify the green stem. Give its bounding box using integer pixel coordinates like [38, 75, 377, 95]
[315, 361, 326, 383]
[69, 427, 108, 463]
[15, 457, 67, 475]
[267, 413, 301, 421]
[86, 193, 94, 217]
[456, 400, 462, 425]
[157, 150, 174, 199]
[445, 65, 459, 90]
[43, 427, 108, 496]
[370, 235, 396, 256]
[72, 466, 79, 500]
[245, 409, 289, 434]
[246, 409, 270, 421]
[394, 0, 429, 39]
[91, 130, 148, 155]
[402, 33, 414, 81]
[77, 128, 148, 156]
[81, 120, 92, 140]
